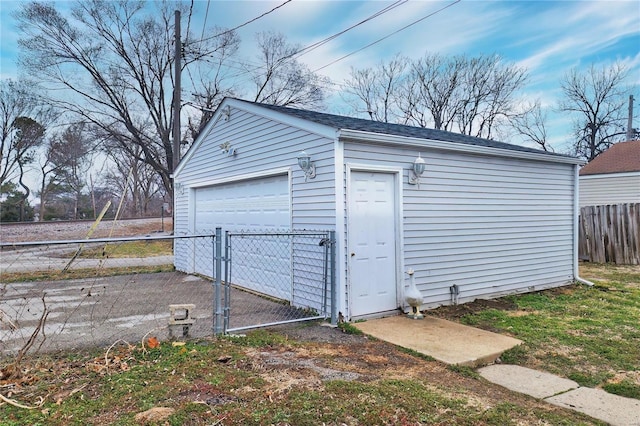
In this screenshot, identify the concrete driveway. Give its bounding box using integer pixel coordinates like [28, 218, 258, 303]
[1, 271, 312, 357]
[1, 272, 213, 356]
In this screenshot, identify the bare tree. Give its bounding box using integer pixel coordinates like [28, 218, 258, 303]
[343, 53, 528, 139]
[559, 63, 630, 160]
[185, 29, 240, 143]
[250, 31, 329, 109]
[13, 117, 46, 220]
[16, 0, 238, 200]
[403, 53, 465, 129]
[36, 139, 61, 221]
[103, 141, 163, 218]
[456, 55, 528, 139]
[510, 100, 551, 151]
[343, 54, 408, 123]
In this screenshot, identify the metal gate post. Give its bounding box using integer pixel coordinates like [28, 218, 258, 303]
[329, 231, 337, 325]
[223, 230, 231, 333]
[213, 227, 224, 335]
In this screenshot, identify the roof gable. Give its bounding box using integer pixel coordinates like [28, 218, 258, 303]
[579, 140, 640, 176]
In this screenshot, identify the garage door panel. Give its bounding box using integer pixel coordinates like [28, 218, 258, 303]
[192, 174, 291, 299]
[195, 174, 290, 232]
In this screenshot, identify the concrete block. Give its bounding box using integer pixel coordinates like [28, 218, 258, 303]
[169, 304, 195, 325]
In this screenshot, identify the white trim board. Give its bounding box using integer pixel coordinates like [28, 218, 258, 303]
[186, 167, 292, 189]
[339, 129, 584, 166]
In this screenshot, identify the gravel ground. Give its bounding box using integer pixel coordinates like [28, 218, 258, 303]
[0, 218, 172, 244]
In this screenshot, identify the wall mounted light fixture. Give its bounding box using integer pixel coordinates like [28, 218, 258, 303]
[175, 182, 185, 195]
[408, 153, 426, 187]
[219, 141, 236, 156]
[297, 151, 316, 181]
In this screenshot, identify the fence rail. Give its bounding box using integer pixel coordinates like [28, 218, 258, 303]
[579, 203, 639, 265]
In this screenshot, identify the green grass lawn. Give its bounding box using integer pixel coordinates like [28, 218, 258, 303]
[75, 240, 174, 258]
[1, 263, 635, 425]
[0, 331, 601, 426]
[459, 263, 640, 399]
[1, 265, 175, 283]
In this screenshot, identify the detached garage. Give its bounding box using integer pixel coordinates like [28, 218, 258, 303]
[173, 97, 586, 320]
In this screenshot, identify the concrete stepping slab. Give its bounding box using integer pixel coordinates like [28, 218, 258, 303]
[478, 364, 578, 399]
[546, 387, 640, 426]
[352, 315, 522, 367]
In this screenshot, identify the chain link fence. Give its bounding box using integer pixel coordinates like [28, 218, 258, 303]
[1, 229, 336, 357]
[1, 235, 214, 357]
[221, 230, 336, 333]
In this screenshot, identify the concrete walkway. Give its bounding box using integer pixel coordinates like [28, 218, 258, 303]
[479, 365, 640, 426]
[353, 314, 522, 367]
[353, 315, 640, 426]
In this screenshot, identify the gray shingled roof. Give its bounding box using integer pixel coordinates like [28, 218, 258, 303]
[245, 100, 572, 158]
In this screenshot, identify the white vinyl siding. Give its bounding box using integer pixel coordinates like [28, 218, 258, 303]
[174, 107, 336, 231]
[579, 173, 640, 207]
[172, 187, 192, 273]
[174, 99, 579, 320]
[173, 105, 336, 310]
[344, 142, 575, 309]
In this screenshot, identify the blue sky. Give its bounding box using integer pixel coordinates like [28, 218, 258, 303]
[1, 0, 639, 154]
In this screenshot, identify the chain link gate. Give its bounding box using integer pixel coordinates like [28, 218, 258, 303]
[213, 229, 336, 334]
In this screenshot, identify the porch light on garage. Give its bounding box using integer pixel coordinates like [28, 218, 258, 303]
[297, 151, 316, 181]
[408, 153, 426, 186]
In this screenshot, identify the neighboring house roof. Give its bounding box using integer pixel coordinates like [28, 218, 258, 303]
[241, 99, 574, 159]
[579, 140, 640, 176]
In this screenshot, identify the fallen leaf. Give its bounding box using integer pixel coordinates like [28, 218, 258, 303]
[147, 337, 160, 349]
[217, 355, 232, 363]
[171, 341, 186, 347]
[134, 407, 175, 423]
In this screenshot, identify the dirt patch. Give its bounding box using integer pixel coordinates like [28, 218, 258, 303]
[429, 298, 518, 319]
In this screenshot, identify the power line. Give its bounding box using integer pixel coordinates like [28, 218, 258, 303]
[290, 0, 408, 60]
[183, 0, 461, 111]
[314, 0, 462, 72]
[200, 0, 211, 42]
[186, 1, 410, 88]
[189, 0, 293, 46]
[184, 0, 194, 47]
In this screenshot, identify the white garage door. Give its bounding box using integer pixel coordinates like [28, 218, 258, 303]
[194, 174, 290, 233]
[192, 174, 291, 299]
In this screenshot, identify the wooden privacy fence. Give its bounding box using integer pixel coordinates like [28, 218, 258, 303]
[579, 203, 639, 265]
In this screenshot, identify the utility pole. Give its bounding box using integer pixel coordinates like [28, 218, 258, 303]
[172, 10, 181, 174]
[626, 95, 634, 141]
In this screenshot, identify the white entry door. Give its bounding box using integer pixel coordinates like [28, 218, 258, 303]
[348, 171, 398, 317]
